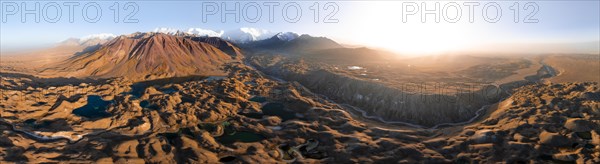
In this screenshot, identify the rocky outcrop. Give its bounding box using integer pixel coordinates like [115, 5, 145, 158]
[431, 82, 600, 163]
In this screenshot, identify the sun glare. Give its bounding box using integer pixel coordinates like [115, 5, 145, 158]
[346, 1, 480, 55]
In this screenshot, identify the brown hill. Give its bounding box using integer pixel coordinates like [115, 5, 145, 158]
[40, 33, 240, 80]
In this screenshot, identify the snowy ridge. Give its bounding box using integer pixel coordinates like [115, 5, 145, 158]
[186, 28, 224, 37]
[275, 32, 300, 41]
[151, 27, 299, 43]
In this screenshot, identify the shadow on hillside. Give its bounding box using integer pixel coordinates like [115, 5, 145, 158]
[0, 72, 109, 89]
[73, 44, 102, 57]
[129, 75, 209, 97]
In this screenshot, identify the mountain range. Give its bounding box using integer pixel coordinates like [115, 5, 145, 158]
[152, 27, 284, 43]
[40, 28, 361, 80]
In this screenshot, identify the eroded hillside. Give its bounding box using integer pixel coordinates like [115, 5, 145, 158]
[1, 62, 599, 163]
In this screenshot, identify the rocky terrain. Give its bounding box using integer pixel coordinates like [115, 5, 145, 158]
[1, 32, 599, 163]
[248, 55, 511, 127]
[2, 63, 599, 163]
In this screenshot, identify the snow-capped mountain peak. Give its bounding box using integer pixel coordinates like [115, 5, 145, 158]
[153, 27, 180, 35]
[275, 32, 299, 41]
[186, 28, 224, 37]
[146, 27, 306, 44]
[221, 27, 276, 43]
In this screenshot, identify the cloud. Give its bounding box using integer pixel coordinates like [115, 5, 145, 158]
[186, 28, 224, 37]
[150, 27, 292, 43]
[221, 27, 276, 43]
[153, 27, 180, 34]
[80, 33, 117, 42]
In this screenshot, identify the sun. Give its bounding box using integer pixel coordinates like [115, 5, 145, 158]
[345, 1, 478, 55]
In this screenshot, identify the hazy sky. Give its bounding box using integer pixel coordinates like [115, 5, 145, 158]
[1, 0, 599, 54]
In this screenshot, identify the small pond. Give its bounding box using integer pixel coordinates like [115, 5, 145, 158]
[262, 103, 297, 122]
[72, 95, 112, 119]
[129, 83, 147, 98]
[159, 88, 178, 94]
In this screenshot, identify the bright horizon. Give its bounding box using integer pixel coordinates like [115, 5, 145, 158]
[1, 1, 599, 55]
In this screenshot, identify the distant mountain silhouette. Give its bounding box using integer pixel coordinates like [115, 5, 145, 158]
[245, 34, 342, 53]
